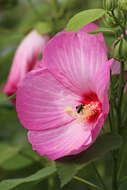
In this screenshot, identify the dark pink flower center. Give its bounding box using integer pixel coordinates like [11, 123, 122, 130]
[77, 92, 102, 123]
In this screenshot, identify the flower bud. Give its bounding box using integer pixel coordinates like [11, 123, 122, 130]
[103, 0, 118, 11]
[113, 39, 127, 59]
[118, 0, 127, 11]
[104, 8, 125, 27]
[113, 40, 121, 58]
[104, 13, 117, 27]
[114, 9, 125, 26]
[121, 39, 127, 58]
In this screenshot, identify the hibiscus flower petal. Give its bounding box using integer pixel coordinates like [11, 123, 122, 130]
[16, 68, 80, 131]
[28, 120, 91, 160]
[70, 113, 105, 155]
[42, 27, 107, 96]
[94, 58, 114, 114]
[3, 30, 49, 96]
[79, 23, 107, 51]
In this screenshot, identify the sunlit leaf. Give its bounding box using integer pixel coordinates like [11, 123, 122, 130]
[66, 9, 106, 32]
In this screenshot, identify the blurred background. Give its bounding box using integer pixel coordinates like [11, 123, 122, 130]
[0, 0, 127, 189]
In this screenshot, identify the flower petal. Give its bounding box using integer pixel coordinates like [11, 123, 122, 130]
[71, 113, 105, 155]
[16, 68, 80, 131]
[3, 30, 49, 96]
[94, 58, 114, 115]
[79, 23, 107, 51]
[28, 120, 91, 160]
[42, 28, 108, 96]
[111, 61, 120, 75]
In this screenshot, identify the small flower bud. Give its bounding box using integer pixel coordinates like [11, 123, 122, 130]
[113, 40, 121, 58]
[114, 9, 125, 26]
[113, 39, 127, 59]
[121, 39, 127, 58]
[104, 8, 125, 27]
[118, 0, 127, 11]
[104, 13, 117, 27]
[103, 0, 118, 11]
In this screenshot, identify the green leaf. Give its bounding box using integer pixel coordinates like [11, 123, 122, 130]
[0, 143, 22, 165]
[0, 166, 56, 190]
[66, 9, 106, 32]
[88, 27, 116, 34]
[35, 22, 52, 35]
[56, 133, 122, 187]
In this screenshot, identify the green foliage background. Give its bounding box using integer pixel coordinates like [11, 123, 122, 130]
[0, 0, 127, 190]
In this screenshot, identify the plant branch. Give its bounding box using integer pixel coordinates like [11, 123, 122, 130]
[112, 151, 119, 190]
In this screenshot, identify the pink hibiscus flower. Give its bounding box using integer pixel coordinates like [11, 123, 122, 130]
[16, 23, 113, 160]
[3, 30, 49, 100]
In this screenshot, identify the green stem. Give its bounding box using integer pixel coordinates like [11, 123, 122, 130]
[108, 112, 113, 132]
[109, 70, 115, 133]
[92, 163, 107, 190]
[73, 176, 102, 190]
[118, 62, 124, 124]
[111, 62, 124, 190]
[117, 143, 127, 180]
[114, 61, 124, 136]
[112, 151, 119, 190]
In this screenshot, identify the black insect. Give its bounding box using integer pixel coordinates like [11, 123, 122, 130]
[76, 104, 84, 113]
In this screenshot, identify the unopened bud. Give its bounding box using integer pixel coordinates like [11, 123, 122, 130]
[104, 8, 125, 27]
[113, 39, 127, 59]
[113, 40, 121, 58]
[121, 39, 127, 58]
[118, 0, 127, 11]
[104, 13, 117, 27]
[114, 9, 125, 26]
[103, 0, 118, 11]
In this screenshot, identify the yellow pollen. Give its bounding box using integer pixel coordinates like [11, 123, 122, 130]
[81, 103, 97, 120]
[64, 103, 98, 123]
